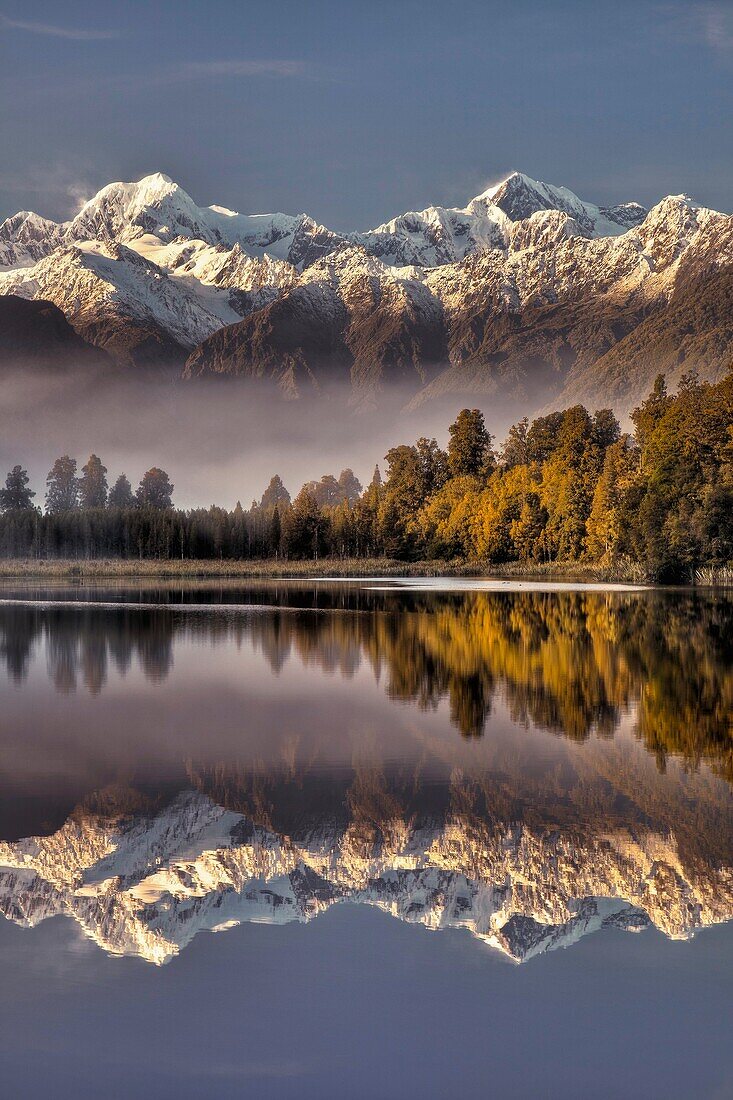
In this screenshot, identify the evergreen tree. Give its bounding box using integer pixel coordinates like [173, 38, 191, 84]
[108, 474, 135, 509]
[501, 419, 530, 469]
[312, 474, 342, 507]
[260, 475, 291, 509]
[585, 437, 637, 559]
[591, 409, 621, 451]
[415, 437, 449, 497]
[509, 493, 548, 561]
[45, 456, 79, 514]
[447, 409, 494, 477]
[383, 437, 444, 519]
[0, 466, 35, 512]
[631, 374, 672, 454]
[137, 468, 174, 510]
[79, 454, 108, 509]
[231, 500, 248, 557]
[282, 486, 323, 559]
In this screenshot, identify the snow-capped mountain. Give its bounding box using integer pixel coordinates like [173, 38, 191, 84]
[474, 172, 647, 236]
[0, 210, 64, 267]
[0, 168, 730, 412]
[353, 171, 646, 268]
[185, 194, 733, 409]
[12, 173, 345, 267]
[1, 787, 731, 965]
[0, 169, 645, 274]
[184, 245, 447, 397]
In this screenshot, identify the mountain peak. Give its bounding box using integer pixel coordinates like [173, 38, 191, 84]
[131, 171, 178, 200]
[467, 171, 646, 237]
[73, 172, 182, 218]
[477, 169, 540, 196]
[138, 171, 174, 186]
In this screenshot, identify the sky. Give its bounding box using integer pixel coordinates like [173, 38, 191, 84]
[1, 909, 732, 1098]
[1, 0, 732, 228]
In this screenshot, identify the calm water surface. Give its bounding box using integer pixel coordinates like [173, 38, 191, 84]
[1, 579, 732, 1098]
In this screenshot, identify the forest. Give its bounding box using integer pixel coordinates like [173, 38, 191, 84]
[1, 369, 732, 581]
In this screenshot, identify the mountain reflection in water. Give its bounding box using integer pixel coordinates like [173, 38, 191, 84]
[0, 581, 732, 966]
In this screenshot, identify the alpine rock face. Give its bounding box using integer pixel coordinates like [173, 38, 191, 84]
[1, 786, 731, 966]
[0, 168, 730, 412]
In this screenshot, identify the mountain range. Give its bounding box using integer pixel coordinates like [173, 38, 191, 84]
[1, 170, 731, 413]
[2, 785, 730, 965]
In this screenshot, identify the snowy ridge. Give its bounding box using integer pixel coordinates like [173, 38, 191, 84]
[0, 169, 647, 274]
[0, 240, 242, 352]
[472, 171, 647, 237]
[1, 789, 731, 965]
[1, 169, 730, 408]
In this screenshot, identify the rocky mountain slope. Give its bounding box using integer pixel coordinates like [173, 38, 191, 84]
[1, 170, 730, 410]
[0, 294, 111, 372]
[1, 786, 731, 965]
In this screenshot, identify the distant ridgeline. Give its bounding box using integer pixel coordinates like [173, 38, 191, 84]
[1, 369, 732, 581]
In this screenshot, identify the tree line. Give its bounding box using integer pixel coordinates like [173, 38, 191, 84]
[1, 368, 732, 578]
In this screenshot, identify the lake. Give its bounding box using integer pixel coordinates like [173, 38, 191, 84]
[1, 579, 732, 1098]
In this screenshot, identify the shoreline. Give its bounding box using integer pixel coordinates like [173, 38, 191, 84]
[0, 558, 728, 586]
[0, 557, 651, 583]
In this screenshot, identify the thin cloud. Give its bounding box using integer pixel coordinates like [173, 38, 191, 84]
[656, 3, 733, 52]
[700, 2, 733, 49]
[105, 58, 319, 93]
[0, 13, 119, 39]
[0, 56, 318, 105]
[182, 59, 310, 78]
[100, 59, 316, 94]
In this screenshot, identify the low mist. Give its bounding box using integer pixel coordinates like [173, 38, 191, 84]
[0, 366, 524, 509]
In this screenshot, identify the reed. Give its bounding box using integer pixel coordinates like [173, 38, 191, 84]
[0, 557, 651, 582]
[695, 566, 733, 587]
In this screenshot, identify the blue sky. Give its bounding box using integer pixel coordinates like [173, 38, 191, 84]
[1, 0, 731, 227]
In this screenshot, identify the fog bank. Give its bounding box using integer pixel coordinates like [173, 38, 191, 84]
[0, 368, 524, 509]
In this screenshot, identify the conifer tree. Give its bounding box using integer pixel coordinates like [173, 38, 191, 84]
[282, 486, 322, 559]
[337, 468, 363, 504]
[108, 474, 135, 509]
[45, 456, 79, 514]
[260, 475, 291, 509]
[447, 409, 494, 478]
[0, 465, 35, 512]
[79, 454, 108, 509]
[312, 474, 342, 507]
[137, 468, 174, 510]
[270, 504, 282, 555]
[501, 419, 530, 469]
[585, 437, 637, 559]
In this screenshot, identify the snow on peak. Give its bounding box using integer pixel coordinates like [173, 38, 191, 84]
[0, 168, 653, 276]
[472, 170, 543, 204]
[468, 171, 647, 238]
[138, 170, 174, 188]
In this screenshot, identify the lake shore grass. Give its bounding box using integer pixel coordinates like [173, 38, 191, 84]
[0, 557, 650, 582]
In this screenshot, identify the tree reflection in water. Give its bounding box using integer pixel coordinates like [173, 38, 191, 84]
[0, 586, 732, 780]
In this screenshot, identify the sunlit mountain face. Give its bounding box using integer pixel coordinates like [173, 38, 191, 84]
[1, 580, 732, 965]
